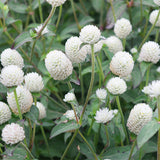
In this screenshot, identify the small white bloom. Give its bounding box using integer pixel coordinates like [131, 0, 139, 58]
[64, 110, 76, 120]
[1, 48, 24, 68]
[2, 123, 25, 145]
[114, 18, 132, 39]
[0, 102, 11, 125]
[96, 88, 107, 101]
[149, 10, 160, 27]
[24, 72, 44, 92]
[138, 41, 160, 64]
[127, 103, 153, 135]
[130, 48, 137, 54]
[46, 0, 67, 7]
[113, 109, 118, 115]
[110, 51, 134, 77]
[79, 25, 101, 44]
[154, 0, 160, 6]
[45, 50, 73, 80]
[33, 102, 46, 119]
[0, 65, 24, 87]
[63, 92, 76, 102]
[95, 108, 114, 123]
[35, 24, 49, 35]
[157, 67, 160, 73]
[7, 86, 33, 115]
[138, 28, 141, 33]
[106, 77, 127, 95]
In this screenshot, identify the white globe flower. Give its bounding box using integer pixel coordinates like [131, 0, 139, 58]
[157, 67, 160, 73]
[63, 92, 76, 102]
[138, 41, 160, 64]
[24, 72, 44, 92]
[2, 123, 25, 145]
[106, 77, 127, 95]
[130, 48, 137, 54]
[46, 0, 67, 7]
[35, 24, 49, 35]
[0, 65, 24, 87]
[45, 50, 73, 80]
[65, 36, 88, 63]
[1, 48, 24, 68]
[110, 51, 134, 77]
[7, 86, 33, 115]
[79, 25, 101, 44]
[0, 102, 11, 125]
[64, 110, 76, 120]
[114, 18, 132, 39]
[96, 88, 107, 101]
[127, 103, 153, 135]
[149, 10, 160, 27]
[95, 108, 115, 123]
[33, 102, 46, 120]
[154, 0, 160, 6]
[113, 109, 118, 115]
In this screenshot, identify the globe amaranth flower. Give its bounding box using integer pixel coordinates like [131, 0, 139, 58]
[65, 36, 88, 63]
[130, 48, 137, 54]
[0, 102, 11, 125]
[2, 123, 25, 145]
[7, 86, 33, 115]
[0, 65, 24, 87]
[110, 51, 134, 77]
[45, 50, 73, 80]
[114, 18, 132, 39]
[64, 110, 76, 120]
[1, 48, 24, 68]
[24, 72, 44, 92]
[157, 67, 160, 73]
[79, 25, 101, 44]
[113, 109, 118, 115]
[33, 102, 46, 119]
[35, 24, 49, 35]
[95, 108, 115, 123]
[46, 0, 67, 7]
[127, 103, 153, 135]
[96, 88, 107, 101]
[149, 10, 160, 27]
[154, 0, 160, 6]
[138, 41, 160, 64]
[63, 92, 76, 102]
[106, 77, 127, 95]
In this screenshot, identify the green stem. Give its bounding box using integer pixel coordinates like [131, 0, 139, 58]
[79, 64, 84, 104]
[94, 124, 101, 150]
[30, 39, 37, 62]
[25, 14, 30, 30]
[155, 28, 159, 42]
[38, 0, 43, 23]
[116, 96, 129, 144]
[123, 38, 126, 51]
[100, 0, 104, 27]
[157, 96, 160, 160]
[29, 0, 36, 23]
[29, 123, 36, 151]
[87, 119, 95, 136]
[79, 0, 88, 15]
[75, 152, 81, 160]
[110, 0, 116, 22]
[139, 148, 142, 160]
[71, 104, 79, 123]
[97, 55, 104, 81]
[140, 0, 143, 22]
[128, 139, 137, 160]
[146, 64, 151, 86]
[67, 81, 72, 90]
[56, 5, 62, 29]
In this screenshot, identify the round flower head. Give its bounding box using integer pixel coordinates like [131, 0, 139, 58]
[45, 50, 73, 80]
[127, 103, 153, 135]
[0, 65, 24, 87]
[35, 24, 49, 35]
[114, 18, 132, 39]
[0, 102, 11, 125]
[106, 77, 127, 95]
[96, 88, 107, 101]
[95, 108, 114, 123]
[46, 0, 67, 7]
[138, 41, 160, 64]
[63, 92, 76, 102]
[2, 123, 25, 145]
[64, 110, 76, 120]
[65, 36, 88, 63]
[154, 0, 160, 6]
[24, 72, 44, 92]
[33, 102, 46, 119]
[113, 109, 118, 115]
[149, 10, 160, 27]
[110, 51, 134, 77]
[130, 48, 137, 54]
[1, 48, 24, 68]
[7, 86, 33, 115]
[104, 36, 123, 54]
[79, 25, 101, 44]
[157, 66, 160, 73]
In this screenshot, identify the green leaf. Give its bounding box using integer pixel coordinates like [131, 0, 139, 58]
[91, 0, 103, 12]
[103, 46, 114, 61]
[50, 121, 80, 138]
[0, 83, 7, 93]
[140, 62, 151, 78]
[137, 119, 160, 148]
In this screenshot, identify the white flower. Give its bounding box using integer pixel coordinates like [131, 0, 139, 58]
[79, 25, 101, 44]
[142, 80, 160, 98]
[114, 18, 132, 39]
[34, 102, 46, 119]
[65, 37, 88, 63]
[106, 77, 127, 95]
[95, 108, 114, 123]
[0, 102, 11, 125]
[113, 109, 118, 115]
[24, 72, 44, 92]
[157, 67, 160, 73]
[7, 86, 33, 115]
[110, 51, 134, 77]
[63, 92, 76, 102]
[130, 48, 137, 54]
[0, 65, 24, 87]
[1, 48, 24, 68]
[127, 103, 153, 135]
[154, 0, 160, 6]
[138, 41, 160, 64]
[35, 24, 49, 35]
[45, 50, 73, 80]
[149, 10, 160, 27]
[104, 36, 123, 54]
[2, 123, 25, 145]
[64, 110, 76, 120]
[96, 88, 107, 101]
[46, 0, 67, 7]
[138, 28, 141, 33]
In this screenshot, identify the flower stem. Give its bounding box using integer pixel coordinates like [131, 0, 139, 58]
[75, 152, 81, 160]
[123, 38, 126, 51]
[79, 0, 88, 15]
[146, 64, 151, 86]
[71, 104, 79, 124]
[38, 0, 43, 23]
[79, 63, 84, 104]
[87, 119, 95, 136]
[94, 124, 101, 150]
[155, 28, 159, 42]
[56, 5, 62, 29]
[110, 0, 116, 22]
[97, 55, 104, 81]
[157, 96, 160, 160]
[140, 0, 143, 22]
[128, 139, 137, 160]
[67, 81, 72, 90]
[30, 39, 37, 62]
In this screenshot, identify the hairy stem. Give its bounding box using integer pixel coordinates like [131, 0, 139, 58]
[79, 63, 84, 104]
[128, 139, 137, 160]
[38, 0, 43, 23]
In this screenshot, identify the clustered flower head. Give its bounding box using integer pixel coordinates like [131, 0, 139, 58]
[154, 0, 160, 6]
[110, 51, 134, 77]
[2, 123, 25, 145]
[138, 41, 160, 64]
[7, 86, 33, 115]
[35, 24, 49, 35]
[24, 72, 44, 92]
[106, 77, 127, 95]
[149, 10, 160, 27]
[114, 18, 132, 39]
[94, 108, 115, 123]
[1, 48, 24, 68]
[0, 102, 11, 125]
[45, 50, 73, 80]
[64, 110, 76, 120]
[0, 65, 24, 87]
[46, 0, 67, 7]
[96, 88, 107, 101]
[127, 103, 153, 135]
[130, 48, 137, 54]
[79, 25, 101, 44]
[63, 92, 76, 102]
[34, 102, 46, 120]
